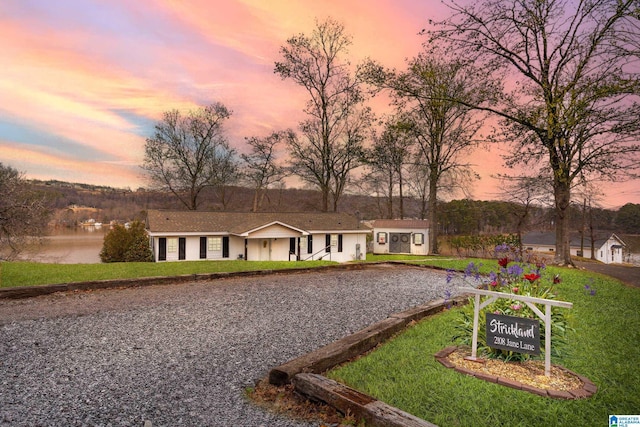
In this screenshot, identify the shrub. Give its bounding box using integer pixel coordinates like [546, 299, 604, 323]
[100, 221, 153, 263]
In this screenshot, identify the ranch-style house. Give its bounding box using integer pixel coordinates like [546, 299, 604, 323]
[145, 210, 369, 263]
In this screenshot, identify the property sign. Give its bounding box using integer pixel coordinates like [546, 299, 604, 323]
[486, 313, 541, 355]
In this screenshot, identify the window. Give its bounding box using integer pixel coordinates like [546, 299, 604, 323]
[413, 233, 424, 245]
[167, 238, 178, 253]
[300, 236, 307, 251]
[208, 237, 222, 251]
[377, 232, 387, 244]
[325, 234, 343, 253]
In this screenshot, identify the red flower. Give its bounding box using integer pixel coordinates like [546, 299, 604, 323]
[498, 257, 510, 268]
[490, 281, 498, 288]
[512, 287, 519, 293]
[524, 273, 541, 283]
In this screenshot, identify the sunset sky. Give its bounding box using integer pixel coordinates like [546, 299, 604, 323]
[2, 0, 638, 209]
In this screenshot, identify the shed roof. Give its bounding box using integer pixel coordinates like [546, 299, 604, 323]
[522, 231, 625, 248]
[146, 210, 364, 234]
[371, 219, 430, 229]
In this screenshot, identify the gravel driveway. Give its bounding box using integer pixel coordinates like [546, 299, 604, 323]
[0, 265, 461, 427]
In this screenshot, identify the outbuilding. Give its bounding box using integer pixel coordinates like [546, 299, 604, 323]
[522, 231, 626, 264]
[146, 210, 368, 263]
[371, 219, 430, 255]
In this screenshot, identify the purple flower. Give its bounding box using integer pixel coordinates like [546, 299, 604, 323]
[507, 264, 524, 277]
[489, 271, 498, 282]
[446, 269, 455, 284]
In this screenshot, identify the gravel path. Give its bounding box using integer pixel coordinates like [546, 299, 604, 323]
[0, 265, 463, 427]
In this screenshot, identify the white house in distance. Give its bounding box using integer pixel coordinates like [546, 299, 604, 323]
[145, 210, 369, 263]
[371, 219, 430, 255]
[522, 231, 626, 264]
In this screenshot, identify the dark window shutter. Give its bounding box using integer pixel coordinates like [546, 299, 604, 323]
[178, 238, 186, 260]
[200, 237, 207, 259]
[338, 234, 343, 252]
[290, 237, 296, 255]
[159, 238, 167, 261]
[326, 234, 331, 252]
[308, 235, 313, 253]
[222, 236, 229, 258]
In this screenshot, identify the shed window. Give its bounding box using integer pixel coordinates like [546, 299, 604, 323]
[167, 238, 178, 253]
[413, 233, 424, 245]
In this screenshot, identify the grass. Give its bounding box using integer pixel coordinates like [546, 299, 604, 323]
[0, 252, 446, 288]
[0, 260, 336, 288]
[327, 262, 640, 426]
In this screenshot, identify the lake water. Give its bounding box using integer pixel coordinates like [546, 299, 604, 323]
[20, 227, 107, 264]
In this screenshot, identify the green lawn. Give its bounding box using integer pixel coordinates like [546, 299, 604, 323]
[0, 260, 336, 288]
[327, 264, 640, 426]
[0, 253, 442, 289]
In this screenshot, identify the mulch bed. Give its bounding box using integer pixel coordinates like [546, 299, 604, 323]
[435, 346, 597, 399]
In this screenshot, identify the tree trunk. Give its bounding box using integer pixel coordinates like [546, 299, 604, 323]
[387, 171, 394, 219]
[553, 179, 573, 265]
[321, 187, 329, 212]
[398, 171, 404, 220]
[428, 167, 439, 255]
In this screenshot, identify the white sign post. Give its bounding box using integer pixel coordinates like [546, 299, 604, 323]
[460, 288, 573, 376]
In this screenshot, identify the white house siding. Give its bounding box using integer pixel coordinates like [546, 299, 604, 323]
[249, 224, 301, 239]
[246, 237, 292, 261]
[598, 237, 624, 264]
[372, 228, 430, 255]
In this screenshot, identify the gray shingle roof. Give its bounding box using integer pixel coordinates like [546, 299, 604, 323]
[522, 231, 625, 248]
[146, 210, 364, 234]
[371, 219, 430, 229]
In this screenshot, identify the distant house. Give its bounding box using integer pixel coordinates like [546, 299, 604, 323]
[522, 231, 626, 264]
[145, 210, 369, 263]
[371, 219, 430, 255]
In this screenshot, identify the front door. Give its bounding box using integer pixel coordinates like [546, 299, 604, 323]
[259, 239, 271, 261]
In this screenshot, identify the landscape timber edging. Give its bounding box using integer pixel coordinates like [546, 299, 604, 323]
[268, 295, 469, 386]
[0, 262, 372, 300]
[267, 294, 470, 427]
[292, 373, 438, 427]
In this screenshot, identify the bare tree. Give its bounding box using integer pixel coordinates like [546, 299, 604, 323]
[275, 18, 370, 211]
[362, 118, 414, 218]
[241, 131, 291, 212]
[142, 103, 238, 210]
[429, 0, 640, 264]
[363, 53, 485, 253]
[0, 163, 52, 260]
[494, 172, 553, 243]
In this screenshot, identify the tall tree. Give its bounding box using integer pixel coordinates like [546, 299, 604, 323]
[362, 119, 414, 219]
[142, 103, 238, 210]
[363, 54, 485, 253]
[429, 0, 640, 264]
[275, 18, 370, 211]
[0, 163, 52, 260]
[241, 131, 291, 212]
